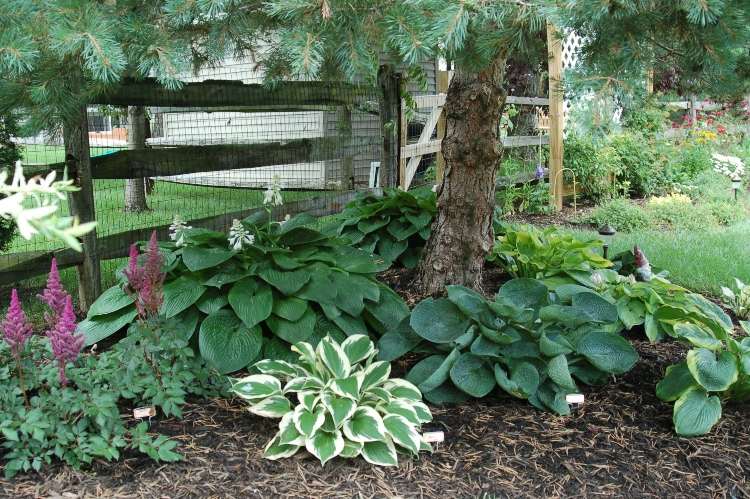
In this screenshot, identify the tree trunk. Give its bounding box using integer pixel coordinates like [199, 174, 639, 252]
[124, 106, 149, 212]
[415, 58, 507, 295]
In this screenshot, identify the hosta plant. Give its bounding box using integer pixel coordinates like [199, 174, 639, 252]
[488, 224, 612, 281]
[656, 322, 750, 436]
[720, 278, 750, 320]
[329, 188, 436, 268]
[80, 213, 408, 374]
[379, 278, 639, 415]
[232, 335, 433, 466]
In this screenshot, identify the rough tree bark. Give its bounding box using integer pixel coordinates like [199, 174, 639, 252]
[124, 106, 149, 212]
[415, 57, 507, 294]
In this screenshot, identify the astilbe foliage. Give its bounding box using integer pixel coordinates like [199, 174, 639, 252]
[38, 257, 68, 327]
[1, 289, 32, 358]
[46, 295, 84, 386]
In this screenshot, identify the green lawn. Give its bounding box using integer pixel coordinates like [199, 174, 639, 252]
[572, 221, 750, 297]
[21, 144, 120, 165]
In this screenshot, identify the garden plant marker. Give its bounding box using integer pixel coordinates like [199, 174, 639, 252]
[566, 394, 585, 405]
[422, 431, 445, 444]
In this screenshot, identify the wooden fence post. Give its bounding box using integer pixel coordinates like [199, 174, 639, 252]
[435, 70, 450, 184]
[689, 94, 697, 126]
[63, 106, 101, 311]
[377, 65, 401, 189]
[337, 105, 354, 189]
[546, 22, 564, 212]
[646, 69, 654, 95]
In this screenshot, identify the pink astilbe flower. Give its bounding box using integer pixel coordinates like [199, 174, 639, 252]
[124, 232, 165, 319]
[2, 289, 33, 358]
[38, 258, 69, 327]
[46, 295, 84, 386]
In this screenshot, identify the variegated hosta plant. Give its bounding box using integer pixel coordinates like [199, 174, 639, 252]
[232, 335, 433, 466]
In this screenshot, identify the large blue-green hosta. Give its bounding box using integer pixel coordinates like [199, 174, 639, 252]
[79, 213, 409, 374]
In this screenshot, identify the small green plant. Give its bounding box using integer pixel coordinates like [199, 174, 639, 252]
[563, 133, 620, 202]
[720, 279, 750, 319]
[329, 188, 436, 268]
[609, 132, 662, 197]
[583, 198, 652, 232]
[232, 335, 433, 466]
[488, 224, 611, 280]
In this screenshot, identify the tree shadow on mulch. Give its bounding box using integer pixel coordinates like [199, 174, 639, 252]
[3, 338, 749, 499]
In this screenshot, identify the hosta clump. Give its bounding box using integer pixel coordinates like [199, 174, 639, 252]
[81, 213, 408, 374]
[232, 335, 433, 466]
[329, 188, 436, 268]
[720, 278, 750, 320]
[488, 224, 611, 281]
[656, 322, 750, 436]
[379, 278, 638, 415]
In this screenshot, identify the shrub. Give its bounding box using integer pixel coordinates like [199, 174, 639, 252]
[609, 132, 663, 197]
[329, 189, 436, 268]
[0, 113, 21, 251]
[81, 214, 409, 374]
[488, 224, 611, 281]
[564, 133, 620, 202]
[583, 198, 652, 232]
[621, 100, 669, 134]
[232, 335, 432, 466]
[495, 181, 551, 216]
[646, 193, 712, 230]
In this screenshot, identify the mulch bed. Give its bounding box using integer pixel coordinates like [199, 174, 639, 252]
[3, 267, 750, 498]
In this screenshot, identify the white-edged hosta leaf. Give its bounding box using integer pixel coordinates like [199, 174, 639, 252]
[362, 361, 391, 391]
[322, 393, 357, 428]
[340, 439, 363, 458]
[233, 374, 282, 401]
[411, 401, 433, 424]
[342, 406, 387, 443]
[383, 399, 419, 425]
[367, 387, 392, 403]
[283, 377, 307, 394]
[317, 337, 351, 378]
[255, 359, 298, 377]
[330, 374, 363, 400]
[278, 411, 305, 446]
[294, 404, 326, 437]
[341, 334, 375, 364]
[263, 434, 301, 460]
[383, 414, 421, 454]
[292, 342, 317, 367]
[361, 439, 397, 466]
[305, 429, 344, 465]
[382, 379, 421, 401]
[249, 395, 291, 418]
[298, 391, 320, 412]
[419, 439, 434, 453]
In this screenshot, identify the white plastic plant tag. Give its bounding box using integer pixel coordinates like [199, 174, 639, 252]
[133, 406, 156, 419]
[422, 431, 445, 443]
[566, 394, 585, 405]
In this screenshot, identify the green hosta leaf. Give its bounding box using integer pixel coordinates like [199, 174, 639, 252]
[317, 336, 351, 378]
[174, 306, 200, 341]
[87, 285, 134, 318]
[272, 296, 308, 322]
[446, 285, 490, 317]
[263, 435, 301, 460]
[470, 335, 503, 358]
[182, 246, 235, 272]
[305, 429, 344, 465]
[410, 298, 470, 343]
[361, 440, 397, 466]
[199, 309, 262, 374]
[414, 350, 460, 394]
[554, 284, 594, 303]
[494, 362, 540, 398]
[233, 374, 282, 401]
[365, 285, 409, 332]
[377, 238, 408, 262]
[382, 379, 422, 401]
[497, 278, 549, 310]
[383, 414, 420, 454]
[450, 353, 496, 398]
[686, 349, 739, 392]
[321, 393, 357, 428]
[673, 324, 723, 351]
[294, 405, 326, 437]
[422, 382, 471, 405]
[229, 279, 273, 329]
[536, 382, 571, 416]
[259, 268, 311, 295]
[673, 388, 722, 437]
[342, 334, 375, 364]
[330, 374, 363, 400]
[644, 313, 663, 342]
[162, 276, 206, 318]
[540, 332, 574, 357]
[572, 292, 618, 323]
[80, 306, 138, 346]
[340, 439, 363, 458]
[576, 331, 639, 375]
[343, 406, 387, 443]
[404, 210, 432, 229]
[196, 288, 229, 315]
[357, 216, 390, 234]
[546, 354, 577, 391]
[254, 359, 298, 377]
[616, 298, 645, 329]
[656, 361, 698, 402]
[267, 307, 317, 344]
[249, 395, 292, 418]
[387, 218, 419, 241]
[334, 246, 390, 273]
[377, 318, 422, 362]
[320, 304, 368, 337]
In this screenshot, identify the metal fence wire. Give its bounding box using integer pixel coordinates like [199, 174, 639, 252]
[2, 56, 390, 306]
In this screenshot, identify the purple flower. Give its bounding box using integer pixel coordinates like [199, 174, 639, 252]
[46, 295, 84, 386]
[2, 289, 33, 358]
[534, 163, 545, 180]
[38, 258, 69, 328]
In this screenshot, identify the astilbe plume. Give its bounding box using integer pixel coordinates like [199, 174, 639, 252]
[46, 295, 84, 386]
[2, 289, 33, 358]
[124, 231, 165, 319]
[38, 257, 69, 327]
